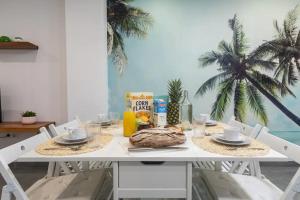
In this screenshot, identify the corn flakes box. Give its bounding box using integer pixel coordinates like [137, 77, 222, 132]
[126, 92, 153, 124]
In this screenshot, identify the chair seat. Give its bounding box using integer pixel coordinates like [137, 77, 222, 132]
[26, 169, 106, 200]
[196, 169, 283, 200]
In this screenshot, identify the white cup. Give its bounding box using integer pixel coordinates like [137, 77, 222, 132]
[223, 126, 240, 141]
[199, 114, 209, 123]
[194, 113, 209, 125]
[97, 114, 108, 123]
[67, 127, 87, 140]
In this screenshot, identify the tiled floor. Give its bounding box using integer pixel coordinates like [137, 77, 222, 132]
[0, 162, 298, 198]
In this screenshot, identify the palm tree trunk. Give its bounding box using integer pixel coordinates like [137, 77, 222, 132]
[245, 74, 300, 126]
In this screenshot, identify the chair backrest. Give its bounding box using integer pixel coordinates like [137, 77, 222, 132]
[257, 127, 300, 199]
[49, 118, 81, 137]
[0, 130, 51, 200]
[48, 117, 84, 174]
[227, 116, 262, 138]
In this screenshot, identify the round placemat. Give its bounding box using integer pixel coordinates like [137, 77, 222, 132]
[36, 134, 113, 156]
[205, 123, 229, 135]
[192, 136, 270, 156]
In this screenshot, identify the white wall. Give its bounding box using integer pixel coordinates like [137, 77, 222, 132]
[65, 0, 108, 121]
[0, 0, 67, 124]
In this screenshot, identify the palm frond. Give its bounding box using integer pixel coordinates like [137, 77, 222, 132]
[111, 45, 127, 74]
[107, 23, 114, 55]
[228, 14, 248, 56]
[195, 72, 231, 96]
[295, 30, 300, 46]
[273, 20, 285, 39]
[199, 51, 222, 67]
[118, 7, 153, 38]
[218, 40, 234, 54]
[111, 30, 127, 73]
[210, 79, 235, 120]
[249, 42, 275, 59]
[284, 5, 299, 40]
[287, 63, 298, 85]
[247, 58, 276, 71]
[246, 84, 268, 125]
[234, 81, 246, 122]
[253, 68, 296, 98]
[249, 70, 282, 97]
[107, 0, 152, 73]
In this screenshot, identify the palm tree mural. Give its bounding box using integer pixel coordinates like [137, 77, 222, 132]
[196, 15, 300, 126]
[107, 0, 153, 73]
[254, 6, 300, 93]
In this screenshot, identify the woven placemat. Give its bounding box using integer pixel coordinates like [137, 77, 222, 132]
[36, 134, 113, 156]
[192, 136, 270, 156]
[205, 123, 228, 135]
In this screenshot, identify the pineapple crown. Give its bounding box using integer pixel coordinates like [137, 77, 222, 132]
[168, 79, 183, 103]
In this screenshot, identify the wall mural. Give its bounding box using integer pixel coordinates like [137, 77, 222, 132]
[107, 0, 300, 144]
[107, 0, 153, 73]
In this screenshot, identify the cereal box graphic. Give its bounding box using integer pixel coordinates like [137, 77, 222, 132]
[126, 92, 153, 124]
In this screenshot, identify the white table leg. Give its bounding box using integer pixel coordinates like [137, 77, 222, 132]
[46, 162, 55, 177]
[186, 162, 192, 200]
[113, 161, 119, 200]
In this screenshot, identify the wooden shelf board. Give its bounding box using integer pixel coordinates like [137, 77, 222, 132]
[0, 121, 55, 133]
[0, 42, 38, 50]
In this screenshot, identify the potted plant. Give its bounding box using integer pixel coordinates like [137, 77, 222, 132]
[21, 111, 37, 124]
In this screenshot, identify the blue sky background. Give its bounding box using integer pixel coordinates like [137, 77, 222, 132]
[108, 0, 300, 143]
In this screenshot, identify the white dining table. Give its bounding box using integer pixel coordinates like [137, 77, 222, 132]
[17, 128, 288, 200]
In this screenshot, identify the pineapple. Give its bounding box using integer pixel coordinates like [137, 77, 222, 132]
[167, 79, 183, 125]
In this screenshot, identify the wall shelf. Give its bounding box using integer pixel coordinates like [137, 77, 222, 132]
[0, 42, 38, 50]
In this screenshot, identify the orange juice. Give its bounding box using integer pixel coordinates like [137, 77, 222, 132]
[123, 110, 136, 137]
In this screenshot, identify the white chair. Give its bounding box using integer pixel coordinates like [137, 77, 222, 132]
[194, 127, 300, 200]
[0, 130, 107, 200]
[225, 117, 263, 176]
[194, 117, 262, 175]
[227, 116, 262, 138]
[47, 118, 84, 175]
[48, 118, 112, 174]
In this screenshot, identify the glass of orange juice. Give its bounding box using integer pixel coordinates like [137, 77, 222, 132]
[123, 109, 136, 137]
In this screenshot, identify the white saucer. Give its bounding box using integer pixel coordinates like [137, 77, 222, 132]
[211, 134, 251, 146]
[62, 134, 87, 142]
[216, 133, 245, 142]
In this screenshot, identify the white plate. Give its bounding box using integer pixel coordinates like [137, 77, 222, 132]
[215, 133, 245, 143]
[54, 136, 92, 145]
[205, 120, 217, 126]
[211, 134, 251, 146]
[89, 120, 112, 126]
[62, 134, 87, 142]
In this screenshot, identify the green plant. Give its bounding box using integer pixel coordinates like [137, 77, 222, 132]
[21, 111, 37, 117]
[107, 0, 153, 73]
[254, 5, 300, 93]
[167, 79, 183, 125]
[0, 36, 12, 42]
[196, 14, 300, 126]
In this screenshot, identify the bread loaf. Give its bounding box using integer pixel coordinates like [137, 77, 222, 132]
[129, 127, 186, 148]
